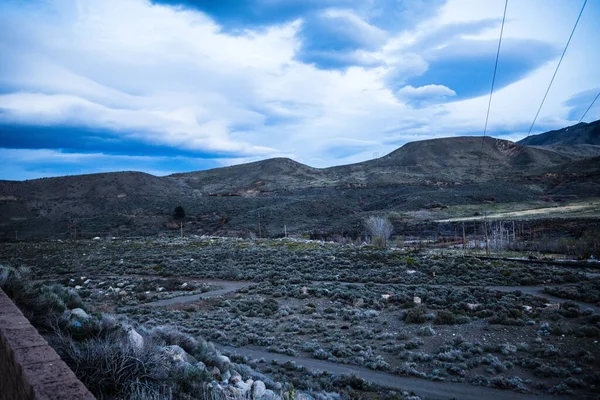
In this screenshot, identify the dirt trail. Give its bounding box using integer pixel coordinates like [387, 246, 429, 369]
[486, 285, 599, 313]
[143, 280, 253, 307]
[220, 346, 566, 400]
[311, 281, 600, 313]
[435, 202, 598, 222]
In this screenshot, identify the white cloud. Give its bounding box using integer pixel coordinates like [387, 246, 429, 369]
[396, 84, 456, 103]
[0, 0, 599, 179]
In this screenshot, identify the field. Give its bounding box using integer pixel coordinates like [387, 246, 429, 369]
[2, 237, 600, 399]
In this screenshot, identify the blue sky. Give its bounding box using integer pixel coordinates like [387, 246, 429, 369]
[0, 0, 599, 180]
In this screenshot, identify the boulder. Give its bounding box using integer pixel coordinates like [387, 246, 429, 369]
[234, 380, 251, 395]
[127, 328, 144, 351]
[216, 354, 231, 371]
[413, 296, 422, 304]
[195, 361, 206, 371]
[162, 345, 197, 364]
[262, 389, 278, 400]
[221, 369, 231, 383]
[230, 371, 242, 384]
[252, 380, 266, 398]
[70, 308, 90, 320]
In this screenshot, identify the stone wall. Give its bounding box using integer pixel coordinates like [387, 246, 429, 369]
[0, 289, 95, 400]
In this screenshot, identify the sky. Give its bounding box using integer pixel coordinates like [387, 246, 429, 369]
[1, 0, 599, 180]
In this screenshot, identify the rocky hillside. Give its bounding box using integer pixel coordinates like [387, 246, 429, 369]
[517, 120, 600, 146]
[1, 122, 600, 240]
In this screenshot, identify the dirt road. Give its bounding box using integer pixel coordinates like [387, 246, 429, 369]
[220, 346, 566, 400]
[143, 280, 253, 307]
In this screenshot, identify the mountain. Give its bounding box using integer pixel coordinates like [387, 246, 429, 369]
[517, 120, 600, 146]
[2, 123, 600, 240]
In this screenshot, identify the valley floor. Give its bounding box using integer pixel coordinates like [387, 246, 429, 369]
[1, 237, 599, 399]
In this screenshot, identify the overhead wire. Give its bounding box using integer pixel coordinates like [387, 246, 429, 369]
[476, 0, 508, 174]
[578, 90, 600, 123]
[511, 0, 588, 168]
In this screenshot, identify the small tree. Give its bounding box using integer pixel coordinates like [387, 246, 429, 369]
[365, 216, 393, 248]
[173, 206, 185, 220]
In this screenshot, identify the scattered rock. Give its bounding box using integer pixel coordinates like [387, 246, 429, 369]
[128, 328, 144, 351]
[117, 282, 125, 288]
[234, 380, 251, 395]
[252, 380, 266, 398]
[119, 290, 127, 296]
[74, 285, 83, 290]
[262, 389, 278, 400]
[221, 369, 231, 383]
[230, 371, 242, 384]
[216, 355, 231, 371]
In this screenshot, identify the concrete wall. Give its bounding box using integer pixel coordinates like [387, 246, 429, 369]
[0, 289, 95, 400]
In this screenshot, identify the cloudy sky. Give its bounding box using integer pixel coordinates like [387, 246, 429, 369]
[1, 0, 599, 180]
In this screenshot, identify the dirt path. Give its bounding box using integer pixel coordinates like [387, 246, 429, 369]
[312, 281, 600, 313]
[220, 346, 566, 400]
[435, 202, 598, 222]
[143, 280, 253, 307]
[486, 285, 599, 313]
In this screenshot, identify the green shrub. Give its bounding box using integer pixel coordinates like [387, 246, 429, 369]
[404, 306, 429, 324]
[434, 310, 456, 325]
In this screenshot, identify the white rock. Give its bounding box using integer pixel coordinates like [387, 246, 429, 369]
[221, 370, 231, 383]
[80, 276, 86, 281]
[466, 303, 480, 310]
[180, 282, 188, 289]
[75, 285, 83, 290]
[70, 308, 90, 320]
[158, 287, 165, 292]
[70, 279, 75, 282]
[230, 371, 242, 384]
[83, 279, 91, 285]
[406, 270, 416, 274]
[413, 296, 422, 304]
[128, 328, 144, 351]
[234, 381, 251, 394]
[117, 282, 125, 288]
[522, 305, 533, 312]
[252, 381, 266, 398]
[215, 354, 231, 371]
[262, 389, 278, 400]
[145, 291, 150, 294]
[92, 236, 101, 240]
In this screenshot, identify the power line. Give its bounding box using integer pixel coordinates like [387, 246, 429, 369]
[476, 0, 508, 173]
[578, 90, 600, 123]
[522, 0, 588, 140]
[511, 0, 588, 171]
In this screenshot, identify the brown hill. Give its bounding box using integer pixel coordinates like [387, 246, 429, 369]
[1, 127, 600, 240]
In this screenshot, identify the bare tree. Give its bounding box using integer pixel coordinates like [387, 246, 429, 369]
[365, 216, 393, 248]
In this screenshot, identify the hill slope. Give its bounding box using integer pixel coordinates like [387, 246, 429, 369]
[517, 120, 600, 146]
[1, 123, 600, 239]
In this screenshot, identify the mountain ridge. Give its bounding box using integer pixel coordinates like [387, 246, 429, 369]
[1, 120, 599, 239]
